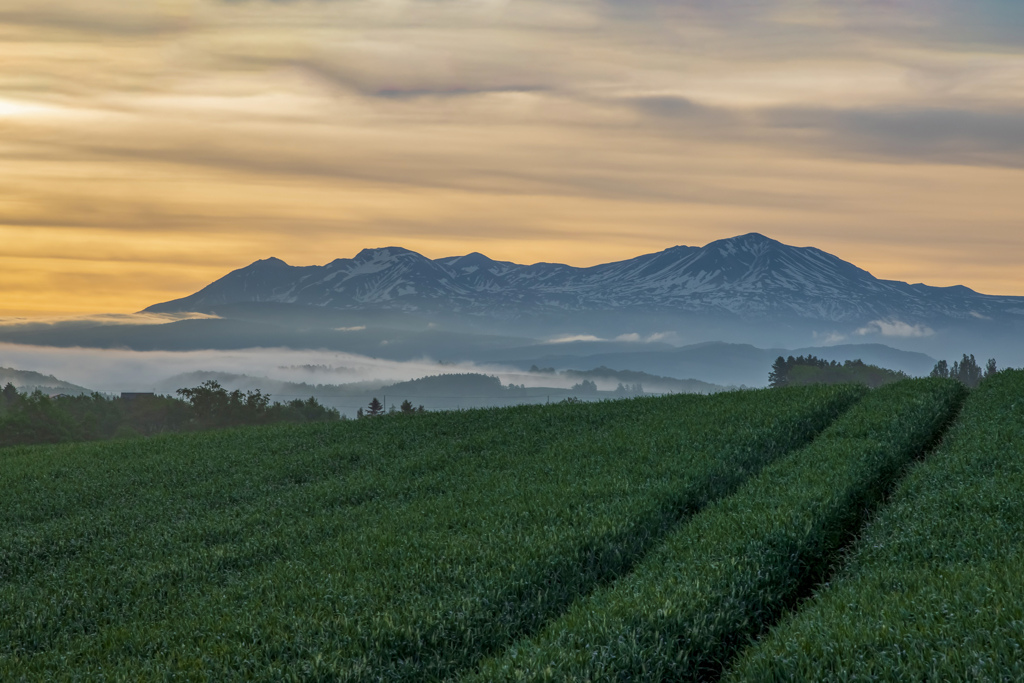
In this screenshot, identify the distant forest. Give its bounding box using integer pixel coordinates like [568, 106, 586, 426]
[771, 353, 999, 389]
[769, 356, 908, 389]
[928, 354, 996, 388]
[0, 380, 339, 449]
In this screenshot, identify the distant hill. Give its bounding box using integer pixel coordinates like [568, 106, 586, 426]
[381, 373, 506, 398]
[153, 368, 721, 417]
[0, 367, 94, 396]
[561, 367, 720, 394]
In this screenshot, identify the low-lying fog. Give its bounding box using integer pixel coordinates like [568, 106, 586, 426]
[0, 342, 596, 395]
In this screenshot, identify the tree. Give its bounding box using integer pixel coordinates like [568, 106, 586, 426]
[367, 397, 384, 417]
[177, 380, 230, 428]
[0, 391, 76, 447]
[176, 380, 273, 428]
[770, 355, 904, 389]
[1, 382, 18, 408]
[769, 356, 795, 388]
[270, 397, 340, 423]
[930, 359, 949, 379]
[400, 399, 415, 415]
[571, 379, 598, 394]
[952, 354, 982, 388]
[985, 358, 998, 379]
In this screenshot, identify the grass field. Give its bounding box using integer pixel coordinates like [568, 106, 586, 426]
[723, 369, 1024, 681]
[467, 377, 965, 681]
[4, 374, 1019, 681]
[0, 385, 861, 680]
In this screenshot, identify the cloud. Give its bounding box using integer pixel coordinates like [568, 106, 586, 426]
[614, 332, 677, 343]
[544, 335, 606, 344]
[0, 0, 196, 35]
[761, 106, 1024, 168]
[0, 312, 219, 328]
[813, 331, 848, 345]
[855, 319, 935, 338]
[544, 332, 676, 344]
[5, 0, 1024, 318]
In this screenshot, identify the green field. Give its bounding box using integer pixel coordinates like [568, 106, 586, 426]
[0, 385, 859, 680]
[724, 369, 1024, 681]
[1, 375, 1020, 681]
[469, 377, 965, 681]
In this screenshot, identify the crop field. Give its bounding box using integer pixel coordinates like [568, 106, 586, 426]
[469, 377, 966, 681]
[4, 374, 1018, 682]
[0, 385, 861, 680]
[724, 369, 1024, 681]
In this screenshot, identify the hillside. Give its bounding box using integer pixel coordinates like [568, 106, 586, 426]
[0, 366, 93, 396]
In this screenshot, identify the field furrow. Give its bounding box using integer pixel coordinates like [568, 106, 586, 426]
[724, 370, 1024, 681]
[0, 385, 860, 680]
[468, 378, 965, 682]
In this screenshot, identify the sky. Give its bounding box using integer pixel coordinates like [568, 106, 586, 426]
[2, 0, 1024, 316]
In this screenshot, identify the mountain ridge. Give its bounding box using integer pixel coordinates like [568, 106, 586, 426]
[146, 233, 1024, 327]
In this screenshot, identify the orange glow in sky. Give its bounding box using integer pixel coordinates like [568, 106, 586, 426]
[3, 0, 1024, 316]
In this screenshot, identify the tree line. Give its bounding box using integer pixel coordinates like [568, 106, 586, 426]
[0, 380, 339, 449]
[770, 353, 1000, 390]
[928, 354, 997, 388]
[769, 356, 907, 389]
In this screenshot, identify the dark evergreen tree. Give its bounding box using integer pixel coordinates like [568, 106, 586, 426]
[400, 399, 415, 415]
[367, 397, 384, 416]
[769, 356, 795, 388]
[1, 382, 18, 408]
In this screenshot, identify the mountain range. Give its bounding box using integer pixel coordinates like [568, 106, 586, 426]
[147, 233, 1024, 326]
[1, 234, 1018, 389]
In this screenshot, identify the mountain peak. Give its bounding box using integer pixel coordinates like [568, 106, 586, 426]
[352, 246, 423, 263]
[250, 256, 290, 268]
[443, 251, 504, 267]
[705, 232, 781, 254]
[732, 232, 774, 243]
